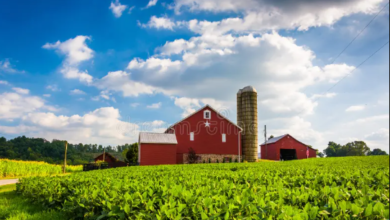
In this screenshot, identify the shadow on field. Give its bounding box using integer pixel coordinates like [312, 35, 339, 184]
[0, 184, 67, 220]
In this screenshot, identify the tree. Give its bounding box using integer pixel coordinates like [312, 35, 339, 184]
[269, 135, 274, 140]
[368, 148, 388, 156]
[317, 152, 325, 158]
[125, 143, 138, 164]
[323, 141, 371, 157]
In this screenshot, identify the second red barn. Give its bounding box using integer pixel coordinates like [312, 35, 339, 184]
[260, 134, 317, 161]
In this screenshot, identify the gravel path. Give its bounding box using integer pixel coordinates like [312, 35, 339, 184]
[0, 179, 18, 186]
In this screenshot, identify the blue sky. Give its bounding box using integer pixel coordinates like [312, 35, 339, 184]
[0, 0, 389, 153]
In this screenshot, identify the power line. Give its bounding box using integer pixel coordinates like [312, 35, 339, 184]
[325, 40, 389, 93]
[329, 2, 389, 65]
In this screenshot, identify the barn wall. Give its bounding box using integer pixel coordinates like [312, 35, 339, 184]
[169, 106, 242, 156]
[140, 144, 177, 166]
[261, 143, 278, 160]
[261, 135, 317, 160]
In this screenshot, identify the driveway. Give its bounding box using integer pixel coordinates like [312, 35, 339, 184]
[0, 179, 18, 186]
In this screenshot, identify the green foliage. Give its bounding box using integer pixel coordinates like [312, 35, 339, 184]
[324, 141, 371, 157]
[0, 136, 132, 165]
[208, 158, 211, 163]
[187, 148, 197, 164]
[17, 156, 389, 220]
[0, 184, 68, 220]
[124, 143, 138, 164]
[0, 159, 81, 178]
[368, 148, 388, 156]
[317, 152, 325, 158]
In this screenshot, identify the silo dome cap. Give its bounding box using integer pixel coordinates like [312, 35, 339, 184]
[241, 86, 257, 93]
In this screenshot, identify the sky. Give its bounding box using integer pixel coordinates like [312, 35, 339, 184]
[0, 0, 389, 153]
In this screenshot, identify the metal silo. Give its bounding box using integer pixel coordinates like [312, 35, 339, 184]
[237, 86, 258, 162]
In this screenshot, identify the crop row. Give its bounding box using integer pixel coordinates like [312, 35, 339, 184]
[0, 159, 82, 178]
[17, 156, 389, 219]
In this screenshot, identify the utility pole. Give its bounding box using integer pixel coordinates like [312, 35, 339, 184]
[264, 125, 267, 159]
[63, 141, 68, 173]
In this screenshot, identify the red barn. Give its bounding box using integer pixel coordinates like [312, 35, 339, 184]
[260, 134, 317, 161]
[139, 105, 243, 165]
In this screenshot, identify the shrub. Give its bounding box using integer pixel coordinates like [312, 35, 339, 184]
[208, 158, 211, 163]
[187, 148, 198, 164]
[234, 158, 238, 163]
[229, 158, 232, 163]
[216, 159, 219, 163]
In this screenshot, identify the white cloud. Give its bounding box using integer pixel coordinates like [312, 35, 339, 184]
[146, 102, 162, 109]
[311, 93, 337, 99]
[0, 59, 25, 74]
[354, 114, 389, 124]
[12, 87, 29, 95]
[131, 103, 140, 108]
[174, 0, 384, 34]
[95, 71, 156, 97]
[43, 36, 94, 84]
[0, 80, 9, 85]
[346, 105, 366, 112]
[43, 94, 51, 98]
[70, 89, 86, 95]
[140, 16, 178, 30]
[0, 92, 45, 120]
[109, 0, 128, 18]
[46, 84, 60, 92]
[128, 6, 135, 14]
[145, 0, 158, 8]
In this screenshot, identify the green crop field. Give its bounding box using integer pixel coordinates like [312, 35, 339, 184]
[17, 156, 389, 220]
[0, 159, 82, 178]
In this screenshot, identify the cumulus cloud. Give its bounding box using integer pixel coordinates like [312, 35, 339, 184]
[145, 0, 158, 8]
[365, 128, 389, 141]
[346, 105, 366, 112]
[0, 80, 9, 85]
[109, 0, 128, 18]
[146, 102, 162, 109]
[12, 87, 29, 95]
[140, 16, 180, 30]
[127, 32, 354, 118]
[174, 0, 384, 33]
[70, 89, 86, 95]
[311, 93, 337, 99]
[0, 92, 46, 120]
[43, 94, 51, 98]
[95, 71, 156, 97]
[43, 36, 94, 84]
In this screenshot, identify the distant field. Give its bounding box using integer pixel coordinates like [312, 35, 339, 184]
[0, 159, 82, 178]
[18, 156, 389, 219]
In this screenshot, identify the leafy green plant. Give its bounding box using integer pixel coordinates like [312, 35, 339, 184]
[17, 156, 390, 220]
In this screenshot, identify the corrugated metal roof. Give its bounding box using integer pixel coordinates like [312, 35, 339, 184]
[139, 132, 178, 144]
[260, 134, 288, 145]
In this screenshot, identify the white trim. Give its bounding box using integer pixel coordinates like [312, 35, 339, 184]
[165, 105, 243, 132]
[222, 133, 226, 143]
[190, 132, 194, 141]
[204, 110, 211, 119]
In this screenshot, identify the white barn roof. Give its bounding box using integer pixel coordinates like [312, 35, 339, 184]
[260, 134, 288, 145]
[139, 132, 178, 144]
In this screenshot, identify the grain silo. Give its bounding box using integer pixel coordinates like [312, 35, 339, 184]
[237, 86, 258, 162]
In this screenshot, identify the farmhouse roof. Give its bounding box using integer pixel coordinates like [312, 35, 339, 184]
[139, 132, 178, 144]
[165, 105, 243, 132]
[94, 152, 117, 161]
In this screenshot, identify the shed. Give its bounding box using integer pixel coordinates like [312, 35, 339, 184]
[139, 132, 178, 166]
[260, 134, 317, 161]
[94, 152, 118, 163]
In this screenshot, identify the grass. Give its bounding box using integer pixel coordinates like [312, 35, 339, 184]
[0, 184, 68, 220]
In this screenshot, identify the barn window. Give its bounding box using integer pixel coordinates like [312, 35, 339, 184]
[222, 134, 226, 143]
[204, 110, 211, 119]
[190, 132, 194, 141]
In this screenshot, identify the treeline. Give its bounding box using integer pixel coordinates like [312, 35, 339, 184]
[0, 136, 136, 165]
[319, 141, 388, 157]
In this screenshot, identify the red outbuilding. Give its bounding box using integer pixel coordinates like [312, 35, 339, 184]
[260, 134, 317, 161]
[138, 105, 243, 165]
[94, 152, 117, 163]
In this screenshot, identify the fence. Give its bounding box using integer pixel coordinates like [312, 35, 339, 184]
[83, 162, 138, 171]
